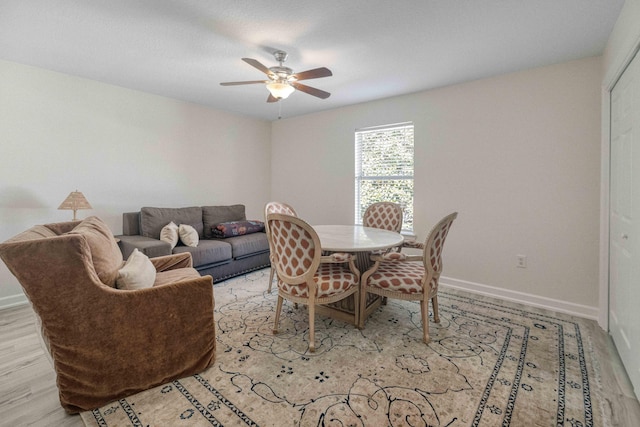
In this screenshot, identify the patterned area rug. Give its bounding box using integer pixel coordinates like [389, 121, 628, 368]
[81, 269, 605, 426]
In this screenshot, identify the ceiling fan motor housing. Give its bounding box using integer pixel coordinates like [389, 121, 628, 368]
[269, 66, 294, 81]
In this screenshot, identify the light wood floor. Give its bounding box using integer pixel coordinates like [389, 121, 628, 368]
[1, 303, 639, 427]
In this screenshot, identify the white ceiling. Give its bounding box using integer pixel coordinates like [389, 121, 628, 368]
[0, 0, 624, 121]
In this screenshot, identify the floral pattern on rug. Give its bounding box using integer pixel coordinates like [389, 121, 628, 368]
[82, 269, 603, 427]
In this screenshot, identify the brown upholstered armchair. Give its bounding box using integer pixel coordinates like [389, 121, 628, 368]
[0, 217, 216, 413]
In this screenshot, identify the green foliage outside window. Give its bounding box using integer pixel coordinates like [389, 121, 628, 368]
[355, 123, 414, 231]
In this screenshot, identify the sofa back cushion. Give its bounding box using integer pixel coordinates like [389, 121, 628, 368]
[67, 216, 123, 287]
[202, 204, 246, 239]
[140, 207, 203, 239]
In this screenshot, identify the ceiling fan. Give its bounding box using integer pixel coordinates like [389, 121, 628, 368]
[220, 51, 332, 103]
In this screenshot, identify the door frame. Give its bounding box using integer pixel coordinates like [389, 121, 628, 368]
[599, 38, 640, 330]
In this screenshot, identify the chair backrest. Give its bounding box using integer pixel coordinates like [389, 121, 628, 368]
[0, 217, 123, 338]
[423, 212, 458, 275]
[264, 201, 298, 217]
[266, 213, 321, 285]
[363, 202, 403, 232]
[264, 202, 299, 251]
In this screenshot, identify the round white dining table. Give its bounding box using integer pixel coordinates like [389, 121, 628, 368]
[313, 225, 404, 253]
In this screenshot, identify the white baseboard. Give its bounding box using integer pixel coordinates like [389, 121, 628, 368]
[0, 277, 600, 320]
[440, 276, 599, 321]
[0, 293, 28, 310]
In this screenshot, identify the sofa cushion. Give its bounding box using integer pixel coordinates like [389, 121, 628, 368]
[116, 249, 156, 290]
[173, 239, 232, 267]
[212, 220, 265, 238]
[202, 205, 245, 239]
[140, 207, 203, 240]
[226, 233, 269, 259]
[67, 216, 123, 287]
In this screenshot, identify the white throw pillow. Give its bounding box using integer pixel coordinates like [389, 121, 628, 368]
[179, 224, 199, 247]
[116, 249, 156, 290]
[160, 221, 179, 249]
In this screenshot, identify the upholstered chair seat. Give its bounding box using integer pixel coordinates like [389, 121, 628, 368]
[278, 258, 359, 298]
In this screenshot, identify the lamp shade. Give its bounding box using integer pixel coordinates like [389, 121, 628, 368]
[266, 81, 295, 100]
[58, 190, 92, 220]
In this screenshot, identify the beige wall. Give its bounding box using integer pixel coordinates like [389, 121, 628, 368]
[272, 56, 603, 317]
[0, 55, 606, 317]
[0, 60, 271, 305]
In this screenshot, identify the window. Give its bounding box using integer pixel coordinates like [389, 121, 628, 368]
[355, 122, 414, 231]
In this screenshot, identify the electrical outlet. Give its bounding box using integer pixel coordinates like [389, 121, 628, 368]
[516, 255, 527, 268]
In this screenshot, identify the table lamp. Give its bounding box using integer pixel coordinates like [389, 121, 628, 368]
[58, 190, 92, 220]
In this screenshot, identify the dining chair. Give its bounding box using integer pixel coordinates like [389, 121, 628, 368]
[267, 213, 360, 352]
[362, 201, 403, 232]
[264, 202, 298, 292]
[358, 212, 457, 344]
[363, 201, 404, 254]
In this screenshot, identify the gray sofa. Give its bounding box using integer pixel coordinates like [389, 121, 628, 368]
[116, 205, 270, 282]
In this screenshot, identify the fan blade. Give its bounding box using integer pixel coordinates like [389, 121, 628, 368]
[291, 82, 330, 99]
[242, 58, 272, 76]
[220, 80, 266, 86]
[293, 67, 332, 81]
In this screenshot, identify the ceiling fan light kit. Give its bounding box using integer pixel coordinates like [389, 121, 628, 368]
[266, 81, 295, 99]
[221, 50, 332, 103]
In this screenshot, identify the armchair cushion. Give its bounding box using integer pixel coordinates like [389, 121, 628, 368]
[154, 267, 201, 286]
[67, 216, 123, 287]
[116, 249, 156, 290]
[149, 252, 193, 271]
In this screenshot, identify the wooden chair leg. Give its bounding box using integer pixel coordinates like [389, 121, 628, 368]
[273, 296, 283, 334]
[431, 295, 440, 323]
[420, 299, 430, 344]
[268, 265, 275, 293]
[308, 302, 316, 353]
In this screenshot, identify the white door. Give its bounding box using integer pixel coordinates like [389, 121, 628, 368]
[610, 48, 640, 396]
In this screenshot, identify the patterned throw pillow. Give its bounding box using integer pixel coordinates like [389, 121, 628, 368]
[212, 220, 264, 238]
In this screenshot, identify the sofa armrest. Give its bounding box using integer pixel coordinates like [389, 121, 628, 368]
[150, 252, 193, 272]
[116, 235, 171, 259]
